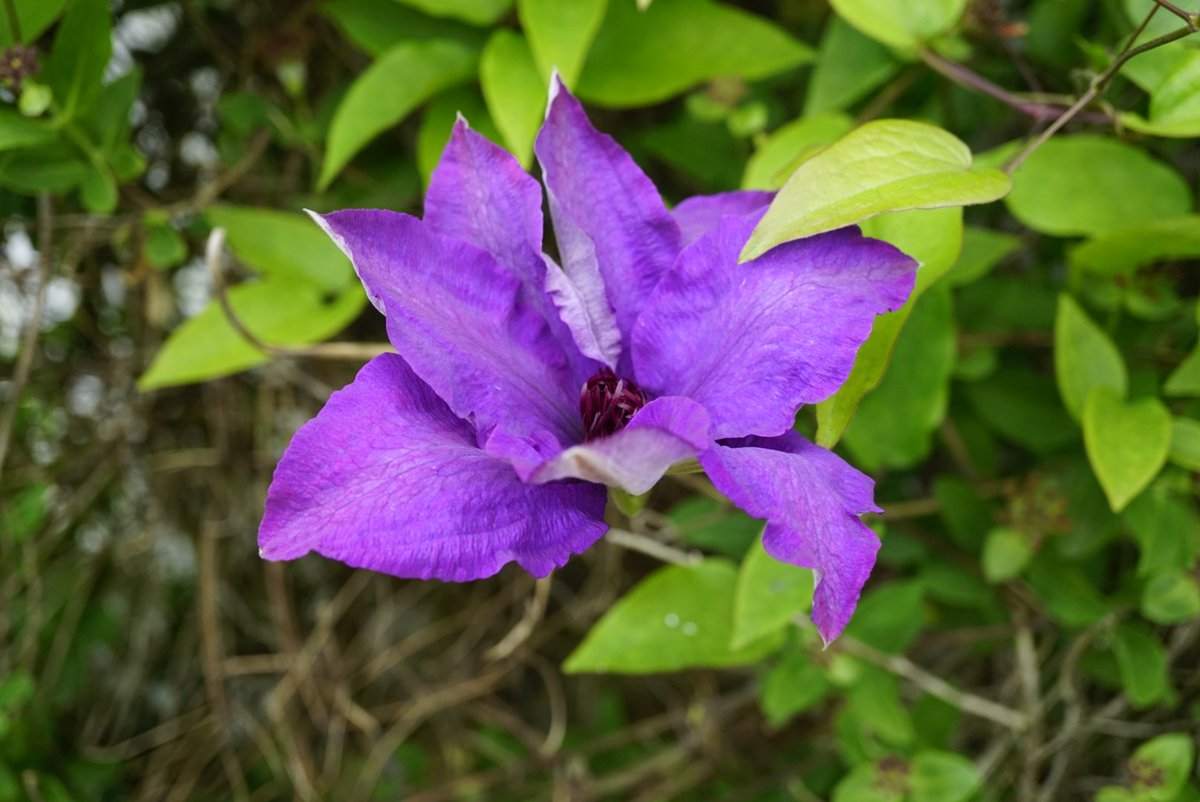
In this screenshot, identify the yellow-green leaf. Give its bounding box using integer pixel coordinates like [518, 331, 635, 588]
[1083, 388, 1171, 512]
[741, 120, 1007, 262]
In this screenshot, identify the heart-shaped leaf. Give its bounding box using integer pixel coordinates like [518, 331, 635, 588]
[1083, 388, 1171, 512]
[740, 119, 1009, 262]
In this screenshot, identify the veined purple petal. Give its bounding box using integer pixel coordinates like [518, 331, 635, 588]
[535, 76, 681, 367]
[632, 215, 916, 440]
[700, 431, 881, 644]
[485, 396, 711, 495]
[673, 190, 774, 246]
[312, 209, 581, 442]
[260, 354, 609, 580]
[424, 120, 596, 380]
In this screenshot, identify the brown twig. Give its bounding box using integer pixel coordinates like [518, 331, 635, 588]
[837, 636, 1030, 731]
[918, 48, 1110, 124]
[205, 227, 391, 363]
[1006, 23, 1198, 172]
[1151, 0, 1199, 29]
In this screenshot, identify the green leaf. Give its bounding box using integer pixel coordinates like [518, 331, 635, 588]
[1123, 482, 1200, 577]
[965, 364, 1078, 453]
[741, 120, 1008, 262]
[389, 0, 511, 25]
[1129, 733, 1196, 801]
[816, 208, 962, 448]
[1141, 571, 1200, 624]
[848, 667, 914, 746]
[322, 0, 485, 56]
[833, 762, 905, 802]
[0, 109, 55, 152]
[79, 161, 117, 213]
[0, 483, 48, 544]
[741, 112, 853, 191]
[563, 559, 783, 674]
[143, 222, 188, 270]
[0, 0, 67, 45]
[1113, 621, 1171, 709]
[1054, 294, 1128, 421]
[138, 280, 366, 390]
[1166, 347, 1200, 397]
[944, 226, 1019, 287]
[81, 69, 141, 155]
[909, 751, 980, 802]
[479, 30, 544, 168]
[319, 40, 476, 188]
[829, 0, 967, 50]
[517, 0, 606, 86]
[981, 527, 1032, 583]
[1095, 787, 1136, 802]
[576, 0, 813, 108]
[1169, 417, 1200, 471]
[867, 202, 964, 299]
[1123, 52, 1200, 138]
[42, 0, 112, 120]
[731, 534, 814, 649]
[805, 17, 900, 115]
[1071, 216, 1200, 276]
[844, 580, 926, 654]
[1083, 388, 1171, 512]
[1026, 556, 1110, 627]
[415, 88, 497, 186]
[844, 287, 955, 470]
[759, 637, 830, 727]
[0, 142, 88, 193]
[1004, 135, 1192, 237]
[205, 205, 354, 293]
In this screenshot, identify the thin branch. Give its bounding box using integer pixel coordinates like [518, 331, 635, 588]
[0, 194, 52, 482]
[205, 227, 391, 363]
[838, 636, 1030, 731]
[206, 228, 278, 355]
[1006, 23, 1198, 172]
[605, 529, 702, 566]
[1151, 0, 1199, 29]
[918, 48, 1109, 124]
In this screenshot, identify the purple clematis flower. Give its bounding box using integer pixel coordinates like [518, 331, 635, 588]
[259, 78, 916, 643]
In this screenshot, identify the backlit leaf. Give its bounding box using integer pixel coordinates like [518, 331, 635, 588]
[741, 120, 1007, 262]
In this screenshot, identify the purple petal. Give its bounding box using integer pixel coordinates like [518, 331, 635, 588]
[700, 431, 881, 644]
[424, 120, 596, 379]
[535, 77, 682, 366]
[632, 215, 916, 440]
[312, 209, 581, 442]
[485, 396, 711, 495]
[260, 354, 609, 580]
[673, 190, 774, 246]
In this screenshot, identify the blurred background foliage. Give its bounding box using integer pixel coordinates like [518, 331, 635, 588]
[1, 0, 1199, 799]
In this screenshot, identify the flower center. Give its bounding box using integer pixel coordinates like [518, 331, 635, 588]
[580, 368, 646, 442]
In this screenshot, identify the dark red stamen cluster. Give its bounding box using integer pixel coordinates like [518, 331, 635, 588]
[0, 45, 40, 91]
[580, 368, 646, 442]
